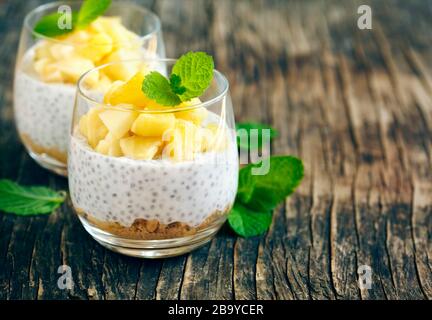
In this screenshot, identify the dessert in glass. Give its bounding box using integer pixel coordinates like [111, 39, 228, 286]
[68, 57, 238, 258]
[14, 1, 165, 176]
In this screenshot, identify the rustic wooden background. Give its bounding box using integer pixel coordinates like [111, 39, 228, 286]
[0, 0, 431, 300]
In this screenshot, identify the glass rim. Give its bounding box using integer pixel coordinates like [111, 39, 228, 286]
[23, 0, 162, 46]
[77, 58, 230, 114]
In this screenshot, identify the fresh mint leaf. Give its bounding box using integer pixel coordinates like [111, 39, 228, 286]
[142, 71, 182, 106]
[227, 202, 273, 237]
[170, 74, 186, 95]
[171, 52, 214, 102]
[33, 12, 76, 37]
[76, 0, 111, 28]
[0, 179, 66, 215]
[227, 156, 304, 237]
[141, 52, 215, 106]
[237, 156, 304, 212]
[236, 122, 278, 151]
[33, 0, 111, 37]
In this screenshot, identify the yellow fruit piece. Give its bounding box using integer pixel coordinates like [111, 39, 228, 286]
[103, 80, 124, 104]
[162, 120, 202, 161]
[96, 73, 113, 91]
[175, 98, 207, 125]
[35, 42, 52, 60]
[101, 48, 142, 81]
[79, 114, 88, 138]
[77, 32, 113, 62]
[41, 68, 63, 82]
[55, 56, 97, 85]
[175, 107, 208, 126]
[95, 138, 109, 155]
[92, 17, 139, 49]
[85, 107, 108, 148]
[48, 43, 75, 60]
[95, 133, 123, 156]
[103, 70, 166, 108]
[131, 113, 175, 137]
[120, 136, 161, 160]
[58, 30, 90, 45]
[99, 109, 138, 139]
[33, 58, 50, 74]
[36, 61, 63, 83]
[103, 70, 145, 106]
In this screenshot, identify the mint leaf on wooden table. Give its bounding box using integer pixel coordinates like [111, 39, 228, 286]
[76, 0, 111, 28]
[141, 51, 214, 106]
[236, 122, 278, 151]
[237, 156, 304, 212]
[227, 203, 273, 238]
[0, 179, 66, 215]
[228, 156, 304, 237]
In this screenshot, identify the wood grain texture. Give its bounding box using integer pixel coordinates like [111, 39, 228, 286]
[0, 0, 431, 300]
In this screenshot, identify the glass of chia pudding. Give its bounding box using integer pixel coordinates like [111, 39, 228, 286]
[68, 58, 239, 258]
[14, 1, 165, 176]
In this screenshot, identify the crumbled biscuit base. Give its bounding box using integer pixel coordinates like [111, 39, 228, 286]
[21, 133, 67, 164]
[76, 206, 231, 240]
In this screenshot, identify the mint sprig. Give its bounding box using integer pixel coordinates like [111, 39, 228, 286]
[228, 156, 304, 237]
[34, 12, 78, 37]
[236, 122, 278, 151]
[143, 72, 182, 106]
[142, 52, 214, 106]
[76, 0, 111, 28]
[33, 0, 111, 37]
[0, 179, 66, 215]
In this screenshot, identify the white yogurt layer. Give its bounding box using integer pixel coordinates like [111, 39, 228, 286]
[68, 132, 239, 227]
[14, 69, 75, 156]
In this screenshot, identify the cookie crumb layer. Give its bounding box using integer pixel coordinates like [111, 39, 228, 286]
[77, 207, 230, 240]
[21, 133, 67, 163]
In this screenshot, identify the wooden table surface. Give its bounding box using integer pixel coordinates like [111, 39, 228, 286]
[1, 0, 431, 300]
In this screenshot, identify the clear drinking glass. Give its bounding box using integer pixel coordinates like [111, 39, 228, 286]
[69, 59, 238, 258]
[14, 1, 165, 176]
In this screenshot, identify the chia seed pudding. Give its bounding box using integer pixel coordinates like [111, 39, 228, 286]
[14, 57, 75, 161]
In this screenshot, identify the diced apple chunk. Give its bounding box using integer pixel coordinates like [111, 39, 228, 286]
[120, 136, 161, 160]
[56, 56, 97, 85]
[175, 99, 207, 125]
[85, 107, 108, 148]
[79, 114, 88, 138]
[131, 113, 175, 137]
[162, 120, 201, 161]
[95, 133, 123, 156]
[101, 48, 142, 81]
[103, 70, 164, 108]
[77, 32, 113, 62]
[49, 43, 75, 60]
[98, 109, 138, 139]
[95, 139, 110, 155]
[175, 107, 208, 126]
